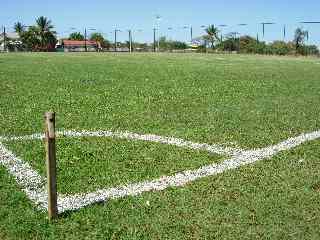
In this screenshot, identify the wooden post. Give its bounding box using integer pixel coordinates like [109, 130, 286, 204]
[44, 112, 58, 220]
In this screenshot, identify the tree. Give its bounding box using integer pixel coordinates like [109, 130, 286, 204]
[204, 25, 219, 49]
[269, 41, 293, 55]
[159, 36, 169, 50]
[90, 32, 105, 50]
[35, 16, 57, 51]
[68, 32, 84, 41]
[20, 26, 41, 51]
[90, 32, 104, 43]
[294, 28, 308, 51]
[16, 16, 57, 51]
[14, 22, 25, 36]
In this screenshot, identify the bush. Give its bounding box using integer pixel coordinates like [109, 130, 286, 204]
[297, 45, 320, 56]
[269, 41, 292, 55]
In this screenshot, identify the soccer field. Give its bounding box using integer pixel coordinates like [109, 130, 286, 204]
[1, 53, 320, 239]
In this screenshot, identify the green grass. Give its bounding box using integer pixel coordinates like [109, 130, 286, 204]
[0, 53, 320, 239]
[5, 137, 223, 194]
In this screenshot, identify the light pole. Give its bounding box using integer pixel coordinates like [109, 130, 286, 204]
[299, 21, 320, 44]
[182, 26, 193, 43]
[230, 32, 240, 52]
[201, 25, 207, 52]
[155, 15, 162, 51]
[129, 29, 142, 52]
[237, 24, 248, 52]
[261, 22, 275, 39]
[218, 24, 228, 42]
[2, 26, 6, 52]
[153, 28, 157, 52]
[127, 30, 132, 53]
[114, 29, 121, 52]
[167, 27, 173, 41]
[84, 28, 96, 52]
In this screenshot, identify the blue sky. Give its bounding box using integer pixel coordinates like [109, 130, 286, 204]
[1, 0, 320, 45]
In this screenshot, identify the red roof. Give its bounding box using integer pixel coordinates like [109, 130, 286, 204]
[63, 40, 97, 46]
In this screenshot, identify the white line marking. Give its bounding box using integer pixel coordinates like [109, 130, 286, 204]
[0, 142, 48, 210]
[56, 130, 320, 213]
[1, 130, 319, 213]
[1, 130, 243, 156]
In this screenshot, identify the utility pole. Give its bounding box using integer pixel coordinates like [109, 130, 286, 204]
[114, 29, 121, 52]
[261, 22, 275, 39]
[84, 28, 87, 52]
[190, 26, 193, 43]
[157, 33, 160, 52]
[3, 26, 6, 52]
[128, 30, 132, 53]
[153, 28, 156, 52]
[114, 30, 117, 51]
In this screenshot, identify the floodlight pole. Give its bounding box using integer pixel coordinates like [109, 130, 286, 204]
[299, 22, 320, 45]
[153, 28, 156, 52]
[114, 29, 121, 52]
[84, 28, 87, 52]
[3, 26, 6, 52]
[128, 30, 132, 53]
[114, 30, 117, 52]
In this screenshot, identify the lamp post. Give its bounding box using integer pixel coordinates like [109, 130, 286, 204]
[114, 29, 121, 52]
[230, 32, 240, 52]
[299, 21, 320, 44]
[153, 28, 157, 52]
[84, 28, 96, 52]
[218, 24, 228, 42]
[200, 25, 207, 52]
[167, 27, 173, 41]
[237, 24, 248, 52]
[182, 26, 193, 43]
[3, 26, 6, 52]
[127, 29, 132, 53]
[155, 15, 162, 51]
[129, 29, 142, 52]
[261, 22, 275, 39]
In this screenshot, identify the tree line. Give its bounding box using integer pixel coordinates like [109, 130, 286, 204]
[200, 25, 319, 56]
[2, 17, 319, 55]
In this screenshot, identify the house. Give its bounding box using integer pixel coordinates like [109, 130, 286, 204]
[0, 32, 20, 51]
[59, 40, 99, 52]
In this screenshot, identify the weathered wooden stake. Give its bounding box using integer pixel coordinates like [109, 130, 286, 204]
[44, 112, 58, 220]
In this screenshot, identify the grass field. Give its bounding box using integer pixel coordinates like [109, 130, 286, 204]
[0, 53, 320, 239]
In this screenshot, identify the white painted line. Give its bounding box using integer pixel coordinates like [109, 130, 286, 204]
[56, 130, 320, 213]
[1, 130, 319, 213]
[1, 130, 243, 156]
[0, 142, 48, 210]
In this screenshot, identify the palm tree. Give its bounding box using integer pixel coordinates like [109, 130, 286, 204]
[36, 16, 54, 33]
[90, 32, 105, 50]
[35, 16, 57, 51]
[294, 28, 308, 50]
[14, 22, 25, 36]
[204, 25, 219, 49]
